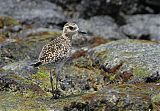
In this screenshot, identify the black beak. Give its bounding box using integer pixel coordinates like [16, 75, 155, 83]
[78, 31, 87, 34]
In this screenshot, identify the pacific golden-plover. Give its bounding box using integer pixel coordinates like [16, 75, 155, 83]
[32, 23, 85, 99]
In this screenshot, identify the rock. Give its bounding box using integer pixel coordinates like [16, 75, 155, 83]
[75, 16, 127, 40]
[152, 93, 160, 109]
[1, 33, 160, 110]
[50, 0, 121, 18]
[0, 16, 22, 42]
[0, 83, 159, 110]
[145, 71, 160, 83]
[2, 60, 37, 78]
[51, 0, 155, 18]
[1, 12, 160, 110]
[63, 83, 159, 111]
[59, 56, 101, 94]
[89, 39, 160, 83]
[0, 16, 20, 28]
[0, 0, 66, 27]
[120, 14, 160, 40]
[17, 27, 61, 38]
[0, 27, 59, 67]
[146, 0, 160, 7]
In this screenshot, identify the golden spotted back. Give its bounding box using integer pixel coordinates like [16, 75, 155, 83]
[38, 36, 71, 64]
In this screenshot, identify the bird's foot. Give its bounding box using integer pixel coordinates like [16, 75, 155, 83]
[51, 89, 62, 99]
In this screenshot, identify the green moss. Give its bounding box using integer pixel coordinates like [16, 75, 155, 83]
[96, 50, 108, 61]
[27, 33, 59, 42]
[30, 67, 52, 94]
[126, 39, 158, 44]
[36, 71, 48, 78]
[109, 74, 116, 82]
[74, 56, 93, 69]
[152, 94, 160, 103]
[0, 68, 5, 73]
[133, 67, 150, 78]
[121, 51, 138, 56]
[152, 94, 160, 111]
[6, 74, 24, 81]
[0, 83, 159, 110]
[0, 91, 47, 110]
[0, 16, 20, 27]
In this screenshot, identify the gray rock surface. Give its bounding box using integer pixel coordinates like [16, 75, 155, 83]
[2, 60, 37, 78]
[0, 0, 66, 27]
[75, 16, 127, 40]
[120, 14, 160, 40]
[89, 39, 160, 82]
[63, 83, 159, 111]
[1, 35, 160, 110]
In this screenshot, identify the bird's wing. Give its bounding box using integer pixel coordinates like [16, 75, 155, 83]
[38, 42, 55, 63]
[38, 40, 69, 64]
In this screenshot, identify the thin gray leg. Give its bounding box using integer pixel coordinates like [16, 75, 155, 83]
[55, 62, 64, 91]
[53, 62, 64, 99]
[49, 68, 54, 96]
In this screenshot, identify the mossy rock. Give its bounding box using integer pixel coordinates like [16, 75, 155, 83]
[89, 39, 160, 83]
[0, 83, 159, 110]
[133, 67, 150, 78]
[0, 30, 60, 67]
[0, 16, 20, 28]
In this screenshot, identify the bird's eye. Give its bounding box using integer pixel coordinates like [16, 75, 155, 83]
[69, 26, 74, 30]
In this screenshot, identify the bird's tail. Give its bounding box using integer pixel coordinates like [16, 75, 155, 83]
[30, 61, 42, 67]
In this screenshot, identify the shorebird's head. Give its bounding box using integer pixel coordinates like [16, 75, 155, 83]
[63, 22, 79, 37]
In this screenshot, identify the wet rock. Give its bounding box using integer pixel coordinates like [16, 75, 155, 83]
[89, 39, 160, 83]
[120, 14, 160, 40]
[75, 16, 127, 40]
[0, 0, 66, 27]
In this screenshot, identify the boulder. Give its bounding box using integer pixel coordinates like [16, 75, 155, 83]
[89, 39, 160, 83]
[75, 16, 127, 40]
[0, 0, 66, 27]
[120, 14, 160, 40]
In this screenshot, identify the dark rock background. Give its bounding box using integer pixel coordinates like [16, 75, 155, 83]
[0, 0, 160, 110]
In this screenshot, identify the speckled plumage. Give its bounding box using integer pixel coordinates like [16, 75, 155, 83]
[34, 22, 79, 67]
[38, 35, 71, 64]
[32, 23, 80, 99]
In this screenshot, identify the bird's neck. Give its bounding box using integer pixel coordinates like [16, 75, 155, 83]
[62, 33, 73, 41]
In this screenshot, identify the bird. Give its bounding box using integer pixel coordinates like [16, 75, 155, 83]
[31, 22, 84, 99]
